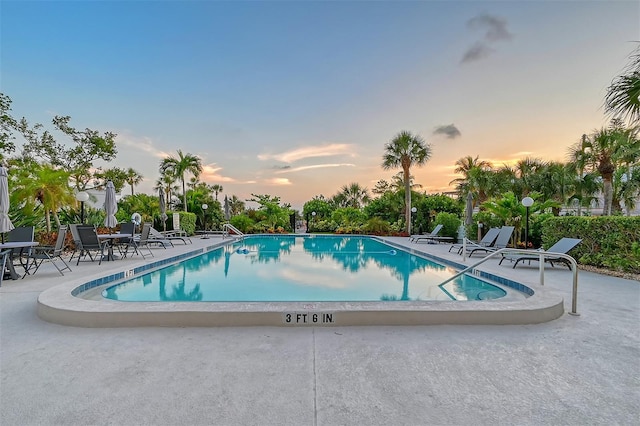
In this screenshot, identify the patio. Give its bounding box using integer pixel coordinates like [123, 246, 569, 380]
[1, 235, 638, 425]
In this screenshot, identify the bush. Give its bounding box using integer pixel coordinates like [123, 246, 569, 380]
[434, 212, 461, 239]
[230, 214, 255, 233]
[542, 216, 640, 273]
[363, 217, 391, 235]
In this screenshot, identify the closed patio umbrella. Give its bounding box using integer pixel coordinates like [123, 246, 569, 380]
[159, 188, 168, 231]
[0, 165, 14, 242]
[465, 192, 474, 227]
[104, 180, 118, 230]
[224, 195, 230, 221]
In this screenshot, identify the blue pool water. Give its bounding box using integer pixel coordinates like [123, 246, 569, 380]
[102, 235, 506, 302]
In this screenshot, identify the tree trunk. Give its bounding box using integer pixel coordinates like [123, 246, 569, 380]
[404, 167, 411, 234]
[602, 176, 613, 216]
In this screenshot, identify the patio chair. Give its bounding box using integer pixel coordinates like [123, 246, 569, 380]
[8, 226, 35, 276]
[499, 237, 582, 269]
[75, 226, 110, 265]
[449, 227, 500, 254]
[465, 226, 515, 257]
[115, 222, 146, 259]
[28, 225, 72, 276]
[68, 224, 95, 262]
[410, 224, 444, 243]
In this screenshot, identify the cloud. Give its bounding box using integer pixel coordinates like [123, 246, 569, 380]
[433, 124, 462, 139]
[200, 163, 236, 183]
[461, 13, 513, 64]
[258, 143, 355, 163]
[274, 163, 355, 174]
[264, 178, 292, 186]
[116, 132, 168, 159]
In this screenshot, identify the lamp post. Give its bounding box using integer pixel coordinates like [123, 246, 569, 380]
[201, 203, 208, 239]
[311, 211, 316, 233]
[522, 196, 534, 249]
[76, 191, 89, 224]
[411, 207, 417, 234]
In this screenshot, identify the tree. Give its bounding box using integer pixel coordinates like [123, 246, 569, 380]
[382, 130, 432, 234]
[159, 150, 203, 212]
[11, 162, 75, 232]
[449, 155, 493, 206]
[125, 167, 143, 196]
[248, 194, 292, 231]
[154, 173, 179, 209]
[93, 167, 128, 192]
[605, 44, 640, 125]
[211, 184, 223, 201]
[18, 115, 117, 190]
[335, 182, 370, 209]
[0, 93, 17, 161]
[228, 195, 245, 216]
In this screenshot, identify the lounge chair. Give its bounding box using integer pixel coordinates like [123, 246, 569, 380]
[465, 226, 514, 257]
[28, 225, 72, 276]
[410, 224, 445, 243]
[499, 237, 582, 269]
[68, 224, 95, 262]
[449, 227, 500, 254]
[135, 223, 170, 252]
[150, 227, 192, 245]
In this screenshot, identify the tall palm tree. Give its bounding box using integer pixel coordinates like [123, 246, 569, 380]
[211, 184, 223, 201]
[125, 167, 143, 196]
[382, 131, 432, 234]
[390, 171, 422, 192]
[159, 150, 203, 212]
[154, 174, 180, 209]
[605, 44, 640, 125]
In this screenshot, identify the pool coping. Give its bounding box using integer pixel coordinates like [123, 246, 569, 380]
[37, 235, 565, 327]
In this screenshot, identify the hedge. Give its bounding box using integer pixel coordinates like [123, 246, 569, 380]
[542, 216, 640, 274]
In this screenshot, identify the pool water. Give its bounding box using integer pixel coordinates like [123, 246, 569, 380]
[102, 236, 506, 302]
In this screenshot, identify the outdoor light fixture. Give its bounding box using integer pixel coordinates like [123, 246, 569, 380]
[522, 196, 534, 248]
[201, 203, 209, 239]
[76, 191, 89, 224]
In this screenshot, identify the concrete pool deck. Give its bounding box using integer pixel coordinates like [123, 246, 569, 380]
[1, 235, 638, 425]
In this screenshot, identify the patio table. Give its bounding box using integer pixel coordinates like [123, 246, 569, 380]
[0, 241, 40, 281]
[97, 233, 132, 261]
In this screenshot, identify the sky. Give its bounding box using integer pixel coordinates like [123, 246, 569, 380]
[1, 0, 639, 210]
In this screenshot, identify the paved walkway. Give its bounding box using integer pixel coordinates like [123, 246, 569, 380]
[1, 235, 638, 425]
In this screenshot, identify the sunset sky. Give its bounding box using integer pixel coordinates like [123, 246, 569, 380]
[2, 0, 639, 210]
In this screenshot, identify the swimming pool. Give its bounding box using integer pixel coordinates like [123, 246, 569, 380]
[101, 235, 506, 302]
[37, 235, 565, 327]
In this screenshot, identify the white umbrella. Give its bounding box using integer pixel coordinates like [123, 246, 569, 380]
[103, 180, 118, 229]
[159, 188, 168, 231]
[0, 166, 15, 242]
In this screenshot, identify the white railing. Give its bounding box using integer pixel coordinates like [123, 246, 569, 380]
[441, 246, 580, 316]
[222, 223, 244, 238]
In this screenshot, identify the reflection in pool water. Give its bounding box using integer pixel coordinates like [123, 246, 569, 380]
[102, 236, 506, 302]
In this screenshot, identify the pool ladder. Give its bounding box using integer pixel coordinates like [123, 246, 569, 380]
[441, 244, 580, 316]
[222, 223, 244, 239]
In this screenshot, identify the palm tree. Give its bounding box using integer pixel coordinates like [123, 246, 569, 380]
[605, 44, 640, 125]
[390, 171, 422, 192]
[159, 150, 203, 212]
[211, 184, 223, 201]
[154, 174, 179, 210]
[382, 131, 432, 234]
[337, 183, 370, 209]
[449, 155, 493, 207]
[125, 167, 143, 196]
[13, 163, 75, 232]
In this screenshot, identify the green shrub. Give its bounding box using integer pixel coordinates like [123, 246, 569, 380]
[230, 214, 255, 233]
[434, 212, 461, 239]
[363, 217, 391, 235]
[542, 216, 640, 273]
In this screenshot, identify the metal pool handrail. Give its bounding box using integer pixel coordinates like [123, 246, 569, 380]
[440, 247, 579, 316]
